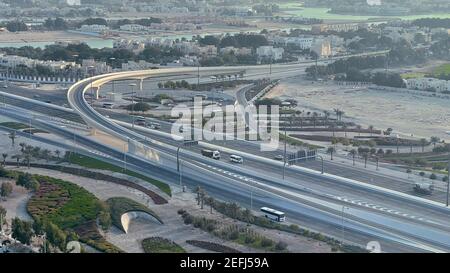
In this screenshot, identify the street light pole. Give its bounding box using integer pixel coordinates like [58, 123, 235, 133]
[129, 83, 137, 129]
[341, 206, 349, 246]
[283, 128, 287, 180]
[177, 140, 198, 188]
[316, 155, 324, 174]
[447, 154, 450, 207]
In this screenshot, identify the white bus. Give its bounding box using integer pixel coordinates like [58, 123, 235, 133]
[261, 207, 285, 222]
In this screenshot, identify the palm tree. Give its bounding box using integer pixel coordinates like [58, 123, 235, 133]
[8, 131, 16, 146]
[312, 112, 318, 128]
[327, 146, 335, 160]
[430, 136, 440, 148]
[362, 153, 369, 168]
[41, 149, 52, 162]
[229, 203, 240, 219]
[195, 186, 202, 206]
[329, 123, 336, 137]
[342, 124, 348, 138]
[356, 125, 362, 136]
[323, 110, 330, 126]
[1, 153, 7, 166]
[19, 142, 26, 153]
[368, 125, 374, 136]
[199, 190, 206, 209]
[204, 196, 215, 214]
[24, 154, 31, 168]
[242, 209, 253, 225]
[420, 138, 427, 153]
[349, 149, 357, 166]
[11, 154, 20, 167]
[333, 108, 339, 121]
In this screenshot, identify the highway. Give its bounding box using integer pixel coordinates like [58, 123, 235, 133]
[2, 57, 450, 252]
[63, 67, 450, 252]
[0, 104, 427, 253]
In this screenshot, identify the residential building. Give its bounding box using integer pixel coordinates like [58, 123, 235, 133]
[256, 46, 284, 61]
[79, 24, 109, 33]
[405, 77, 450, 93]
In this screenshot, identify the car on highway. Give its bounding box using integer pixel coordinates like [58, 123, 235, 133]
[230, 154, 243, 164]
[413, 182, 434, 195]
[202, 149, 220, 160]
[135, 117, 146, 126]
[147, 122, 161, 129]
[274, 155, 284, 161]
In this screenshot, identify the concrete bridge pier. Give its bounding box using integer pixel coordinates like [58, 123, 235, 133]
[139, 78, 144, 92]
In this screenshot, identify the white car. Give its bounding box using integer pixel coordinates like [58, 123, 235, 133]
[230, 155, 243, 164]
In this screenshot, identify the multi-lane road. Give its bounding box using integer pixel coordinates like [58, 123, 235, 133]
[2, 57, 450, 252]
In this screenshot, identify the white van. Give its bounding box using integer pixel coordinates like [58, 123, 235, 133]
[230, 154, 243, 164]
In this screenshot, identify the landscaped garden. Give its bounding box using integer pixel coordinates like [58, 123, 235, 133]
[142, 237, 185, 253]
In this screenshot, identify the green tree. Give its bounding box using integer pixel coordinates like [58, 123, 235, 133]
[45, 221, 67, 251]
[1, 182, 13, 198]
[1, 153, 7, 166]
[0, 205, 6, 231]
[327, 146, 335, 160]
[420, 138, 427, 153]
[430, 136, 440, 148]
[11, 217, 34, 245]
[8, 131, 16, 146]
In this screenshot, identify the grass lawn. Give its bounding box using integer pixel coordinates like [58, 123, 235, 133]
[0, 122, 29, 130]
[68, 153, 171, 196]
[279, 2, 450, 21]
[26, 174, 123, 252]
[280, 133, 323, 150]
[142, 237, 185, 253]
[401, 72, 426, 79]
[106, 197, 162, 233]
[432, 63, 450, 77]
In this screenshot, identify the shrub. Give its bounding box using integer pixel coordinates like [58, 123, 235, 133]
[260, 237, 273, 248]
[228, 230, 239, 240]
[275, 241, 288, 251]
[244, 235, 256, 244]
[183, 215, 193, 225]
[177, 209, 186, 215]
[430, 173, 437, 180]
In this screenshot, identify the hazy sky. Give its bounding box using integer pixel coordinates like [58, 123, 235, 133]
[367, 0, 382, 5]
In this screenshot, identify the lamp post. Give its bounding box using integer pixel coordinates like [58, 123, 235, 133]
[129, 83, 137, 129]
[447, 153, 450, 207]
[341, 206, 349, 246]
[177, 140, 198, 187]
[88, 66, 95, 105]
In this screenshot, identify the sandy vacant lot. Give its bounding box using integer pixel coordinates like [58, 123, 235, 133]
[0, 31, 94, 43]
[267, 78, 450, 142]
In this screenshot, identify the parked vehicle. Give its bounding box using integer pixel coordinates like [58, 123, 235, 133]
[201, 149, 220, 160]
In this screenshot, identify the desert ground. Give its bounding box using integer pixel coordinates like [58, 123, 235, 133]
[267, 78, 450, 142]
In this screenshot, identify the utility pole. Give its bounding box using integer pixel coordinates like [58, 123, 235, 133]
[197, 64, 200, 89]
[129, 83, 137, 129]
[283, 126, 287, 180]
[447, 154, 450, 207]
